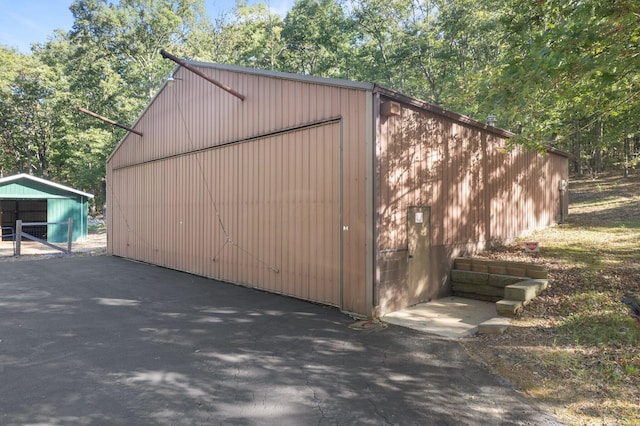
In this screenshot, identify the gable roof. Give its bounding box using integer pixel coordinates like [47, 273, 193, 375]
[186, 61, 376, 91]
[0, 174, 94, 198]
[110, 61, 574, 162]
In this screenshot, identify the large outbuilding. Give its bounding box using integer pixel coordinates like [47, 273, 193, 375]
[0, 173, 93, 243]
[106, 61, 569, 317]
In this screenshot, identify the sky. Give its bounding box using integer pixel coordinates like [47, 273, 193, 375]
[0, 0, 294, 54]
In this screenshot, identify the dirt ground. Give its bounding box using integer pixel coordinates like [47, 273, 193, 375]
[0, 230, 106, 261]
[461, 172, 640, 425]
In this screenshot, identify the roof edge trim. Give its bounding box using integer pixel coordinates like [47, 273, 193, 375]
[186, 61, 375, 92]
[545, 146, 571, 158]
[374, 85, 515, 138]
[107, 64, 179, 163]
[0, 173, 94, 198]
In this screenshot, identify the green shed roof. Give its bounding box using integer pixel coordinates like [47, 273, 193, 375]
[0, 174, 94, 199]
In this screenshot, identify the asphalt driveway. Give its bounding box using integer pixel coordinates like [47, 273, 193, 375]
[0, 256, 559, 425]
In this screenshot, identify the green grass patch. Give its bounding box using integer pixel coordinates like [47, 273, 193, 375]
[479, 174, 640, 424]
[555, 312, 640, 347]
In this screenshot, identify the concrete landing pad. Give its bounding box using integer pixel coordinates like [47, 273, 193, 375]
[383, 297, 503, 338]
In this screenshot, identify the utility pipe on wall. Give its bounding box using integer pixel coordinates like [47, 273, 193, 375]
[78, 108, 143, 137]
[160, 49, 246, 101]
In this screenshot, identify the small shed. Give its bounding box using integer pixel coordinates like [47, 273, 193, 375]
[106, 61, 569, 317]
[0, 174, 94, 243]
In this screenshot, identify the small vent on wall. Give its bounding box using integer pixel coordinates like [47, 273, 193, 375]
[380, 101, 401, 117]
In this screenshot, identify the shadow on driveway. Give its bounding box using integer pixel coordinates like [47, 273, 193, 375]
[0, 256, 560, 425]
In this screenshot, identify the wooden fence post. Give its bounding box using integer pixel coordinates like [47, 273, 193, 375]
[16, 220, 22, 256]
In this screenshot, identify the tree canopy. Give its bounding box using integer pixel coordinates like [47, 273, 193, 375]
[1, 0, 638, 207]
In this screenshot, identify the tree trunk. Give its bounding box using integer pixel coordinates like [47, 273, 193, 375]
[595, 121, 603, 174]
[623, 134, 630, 178]
[573, 120, 582, 175]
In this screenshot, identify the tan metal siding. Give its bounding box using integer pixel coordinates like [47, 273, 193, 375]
[108, 68, 370, 315]
[377, 101, 565, 250]
[485, 138, 566, 241]
[109, 123, 343, 306]
[341, 93, 369, 314]
[375, 97, 568, 314]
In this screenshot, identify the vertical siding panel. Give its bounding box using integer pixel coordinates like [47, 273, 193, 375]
[265, 138, 273, 287]
[283, 134, 294, 297]
[143, 164, 150, 262]
[219, 146, 227, 279]
[275, 135, 284, 295]
[293, 130, 302, 297]
[213, 148, 221, 278]
[175, 157, 183, 270]
[271, 78, 280, 130]
[331, 123, 341, 306]
[317, 125, 327, 303]
[277, 135, 286, 295]
[187, 158, 199, 274]
[180, 158, 188, 271]
[246, 142, 253, 286]
[227, 144, 235, 282]
[302, 130, 311, 300]
[224, 145, 233, 282]
[331, 122, 340, 305]
[251, 141, 260, 286]
[198, 156, 206, 276]
[256, 77, 263, 133]
[154, 163, 161, 263]
[308, 129, 318, 302]
[255, 139, 264, 288]
[194, 156, 203, 275]
[266, 137, 275, 292]
[347, 90, 368, 313]
[178, 157, 186, 270]
[293, 130, 303, 298]
[238, 144, 247, 286]
[204, 151, 214, 278]
[147, 162, 154, 266]
[260, 137, 269, 289]
[232, 144, 241, 282]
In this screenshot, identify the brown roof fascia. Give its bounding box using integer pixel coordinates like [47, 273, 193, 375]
[373, 85, 515, 139]
[544, 146, 571, 158]
[373, 85, 569, 158]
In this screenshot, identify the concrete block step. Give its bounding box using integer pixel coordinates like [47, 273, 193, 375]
[477, 317, 512, 335]
[453, 258, 548, 279]
[451, 270, 527, 288]
[496, 299, 524, 317]
[504, 279, 548, 302]
[452, 291, 502, 303]
[452, 282, 504, 298]
[489, 274, 530, 288]
[450, 269, 488, 284]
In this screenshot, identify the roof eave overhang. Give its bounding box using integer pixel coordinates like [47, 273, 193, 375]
[373, 85, 515, 139]
[0, 173, 94, 198]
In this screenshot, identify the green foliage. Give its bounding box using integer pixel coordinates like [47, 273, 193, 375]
[1, 1, 211, 208]
[1, 0, 638, 209]
[483, 0, 640, 168]
[0, 46, 68, 178]
[280, 0, 354, 77]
